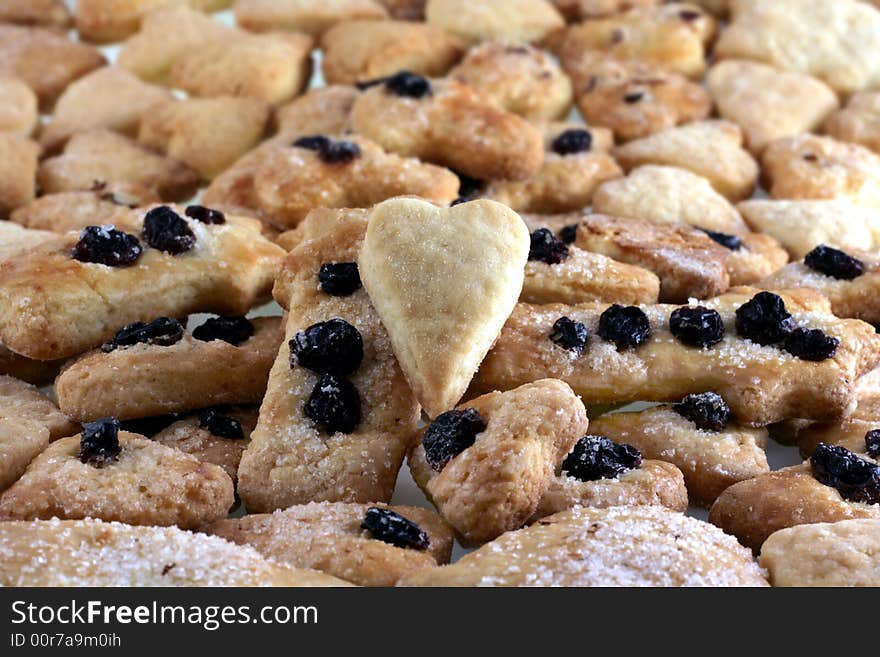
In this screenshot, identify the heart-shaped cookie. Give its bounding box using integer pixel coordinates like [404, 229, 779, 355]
[359, 197, 529, 417]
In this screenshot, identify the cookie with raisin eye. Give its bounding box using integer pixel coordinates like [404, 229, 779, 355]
[206, 501, 454, 586]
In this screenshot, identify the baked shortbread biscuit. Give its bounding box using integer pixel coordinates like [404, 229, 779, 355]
[589, 402, 769, 506]
[481, 123, 622, 214]
[39, 67, 172, 153]
[237, 209, 421, 511]
[0, 0, 70, 30]
[38, 130, 201, 202]
[552, 3, 715, 79]
[359, 198, 529, 417]
[761, 135, 880, 207]
[449, 42, 572, 122]
[0, 24, 105, 108]
[826, 91, 880, 155]
[0, 375, 77, 441]
[551, 0, 660, 21]
[400, 506, 768, 587]
[0, 206, 285, 360]
[715, 0, 880, 95]
[350, 75, 544, 181]
[470, 288, 880, 426]
[138, 96, 270, 181]
[0, 76, 37, 135]
[234, 0, 388, 36]
[74, 0, 232, 43]
[612, 120, 758, 201]
[0, 518, 348, 587]
[153, 406, 258, 482]
[592, 165, 749, 234]
[0, 428, 233, 528]
[276, 85, 358, 138]
[425, 0, 564, 45]
[321, 19, 462, 85]
[709, 448, 880, 550]
[575, 214, 730, 302]
[563, 51, 711, 142]
[408, 379, 587, 546]
[707, 59, 839, 154]
[55, 317, 282, 421]
[249, 135, 459, 229]
[759, 519, 880, 587]
[169, 32, 313, 106]
[207, 502, 454, 586]
[0, 418, 49, 492]
[0, 133, 38, 217]
[738, 199, 880, 259]
[0, 220, 62, 262]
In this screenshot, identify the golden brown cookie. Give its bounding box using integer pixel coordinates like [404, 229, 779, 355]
[0, 418, 49, 492]
[0, 0, 70, 30]
[0, 375, 77, 441]
[0, 75, 37, 135]
[55, 316, 282, 422]
[38, 130, 200, 202]
[0, 24, 105, 108]
[0, 518, 349, 586]
[0, 220, 61, 262]
[234, 0, 388, 36]
[825, 91, 880, 155]
[470, 288, 880, 426]
[759, 519, 880, 587]
[400, 505, 768, 587]
[426, 0, 564, 45]
[376, 0, 425, 20]
[359, 198, 529, 417]
[0, 133, 38, 218]
[707, 59, 839, 154]
[350, 75, 544, 181]
[0, 427, 233, 528]
[0, 206, 285, 360]
[39, 66, 172, 153]
[589, 403, 769, 506]
[74, 0, 231, 44]
[138, 96, 270, 181]
[237, 209, 421, 512]
[207, 502, 454, 586]
[449, 41, 572, 122]
[321, 19, 462, 85]
[612, 120, 758, 202]
[275, 85, 358, 138]
[408, 379, 587, 546]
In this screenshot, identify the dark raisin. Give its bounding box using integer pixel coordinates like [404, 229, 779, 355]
[597, 304, 651, 349]
[78, 417, 121, 468]
[673, 392, 731, 432]
[142, 206, 196, 255]
[528, 228, 569, 264]
[423, 408, 486, 471]
[623, 91, 644, 103]
[679, 9, 700, 20]
[549, 316, 589, 355]
[384, 71, 432, 98]
[811, 443, 880, 504]
[185, 205, 225, 225]
[866, 430, 880, 458]
[293, 134, 332, 151]
[804, 245, 864, 280]
[562, 435, 642, 481]
[361, 507, 429, 550]
[289, 319, 363, 375]
[669, 306, 724, 348]
[318, 262, 362, 297]
[192, 315, 254, 346]
[102, 317, 184, 352]
[699, 228, 742, 251]
[783, 327, 839, 361]
[320, 140, 361, 164]
[70, 225, 143, 267]
[558, 223, 578, 244]
[551, 129, 592, 155]
[451, 172, 485, 205]
[198, 408, 244, 440]
[304, 372, 361, 434]
[355, 78, 385, 90]
[735, 291, 793, 345]
[119, 414, 179, 437]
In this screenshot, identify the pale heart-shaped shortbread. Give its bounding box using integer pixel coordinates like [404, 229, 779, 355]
[359, 198, 529, 417]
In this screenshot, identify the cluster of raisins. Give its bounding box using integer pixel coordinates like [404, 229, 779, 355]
[549, 316, 589, 356]
[361, 507, 429, 551]
[735, 292, 838, 361]
[562, 435, 642, 482]
[293, 135, 361, 164]
[811, 443, 880, 504]
[673, 392, 731, 432]
[193, 316, 255, 346]
[198, 408, 245, 440]
[78, 417, 121, 468]
[423, 407, 487, 471]
[597, 304, 651, 349]
[669, 306, 724, 348]
[550, 129, 592, 156]
[318, 262, 362, 297]
[528, 228, 569, 265]
[102, 317, 184, 352]
[804, 245, 864, 280]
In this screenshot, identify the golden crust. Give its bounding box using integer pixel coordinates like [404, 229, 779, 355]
[0, 418, 49, 492]
[0, 220, 63, 263]
[0, 374, 77, 441]
[359, 198, 529, 418]
[425, 0, 564, 45]
[0, 518, 349, 587]
[234, 0, 388, 36]
[400, 505, 768, 587]
[0, 431, 234, 529]
[408, 379, 588, 546]
[470, 289, 880, 426]
[55, 317, 282, 422]
[350, 77, 544, 181]
[0, 0, 70, 30]
[0, 207, 285, 360]
[275, 85, 358, 138]
[0, 75, 37, 136]
[74, 0, 231, 44]
[0, 133, 38, 217]
[826, 91, 880, 155]
[207, 501, 454, 586]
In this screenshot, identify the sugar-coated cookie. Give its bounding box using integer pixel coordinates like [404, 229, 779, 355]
[825, 91, 880, 155]
[0, 218, 62, 262]
[0, 76, 37, 135]
[234, 0, 388, 36]
[425, 0, 564, 45]
[74, 0, 231, 44]
[0, 133, 38, 218]
[275, 85, 358, 138]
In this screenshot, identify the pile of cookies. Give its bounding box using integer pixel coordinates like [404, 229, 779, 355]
[1, 0, 880, 587]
